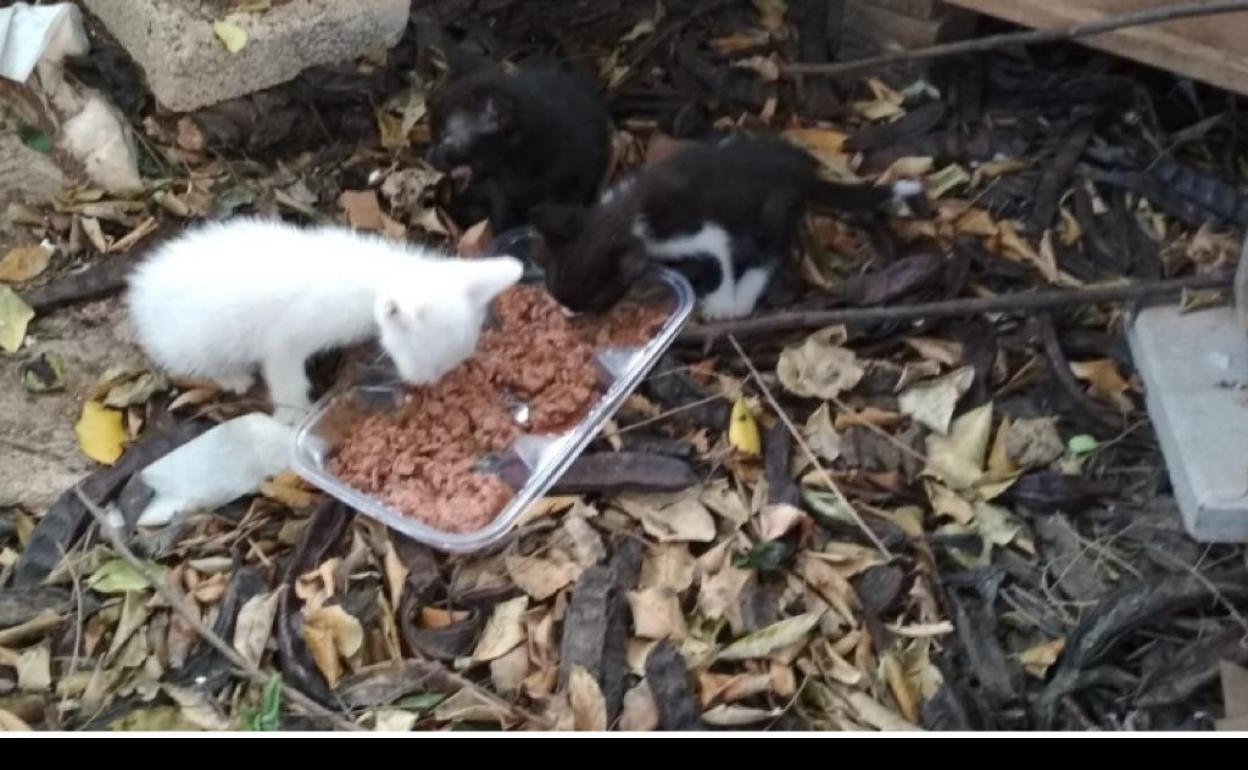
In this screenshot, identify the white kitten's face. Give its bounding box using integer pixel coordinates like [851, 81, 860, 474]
[375, 256, 523, 385]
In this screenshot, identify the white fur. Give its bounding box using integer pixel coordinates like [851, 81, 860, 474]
[633, 218, 764, 320]
[127, 217, 522, 423]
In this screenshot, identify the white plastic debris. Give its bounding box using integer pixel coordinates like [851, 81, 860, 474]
[0, 2, 141, 194]
[132, 413, 294, 528]
[0, 2, 86, 82]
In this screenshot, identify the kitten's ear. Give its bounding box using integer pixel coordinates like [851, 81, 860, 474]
[464, 256, 524, 305]
[529, 203, 586, 246]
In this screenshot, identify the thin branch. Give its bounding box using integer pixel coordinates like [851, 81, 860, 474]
[73, 486, 363, 732]
[681, 272, 1231, 343]
[727, 335, 892, 558]
[782, 0, 1248, 79]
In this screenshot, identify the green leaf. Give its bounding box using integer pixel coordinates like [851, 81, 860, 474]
[0, 286, 34, 353]
[87, 558, 161, 594]
[1067, 434, 1098, 456]
[396, 692, 445, 713]
[732, 540, 792, 573]
[242, 674, 283, 731]
[212, 20, 249, 53]
[17, 123, 53, 154]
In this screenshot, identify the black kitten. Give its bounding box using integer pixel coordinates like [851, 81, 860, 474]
[530, 134, 922, 319]
[427, 60, 611, 232]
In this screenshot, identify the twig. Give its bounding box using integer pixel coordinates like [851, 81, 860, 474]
[1036, 313, 1122, 429]
[681, 272, 1232, 343]
[828, 395, 927, 465]
[728, 335, 892, 557]
[73, 486, 363, 732]
[1148, 546, 1248, 640]
[613, 0, 734, 90]
[781, 0, 1248, 79]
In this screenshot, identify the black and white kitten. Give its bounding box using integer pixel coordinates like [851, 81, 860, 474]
[427, 60, 611, 232]
[530, 134, 922, 319]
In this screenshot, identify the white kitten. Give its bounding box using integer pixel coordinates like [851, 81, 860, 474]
[127, 217, 522, 423]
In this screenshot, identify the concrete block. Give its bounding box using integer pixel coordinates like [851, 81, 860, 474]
[82, 0, 410, 112]
[1127, 303, 1248, 542]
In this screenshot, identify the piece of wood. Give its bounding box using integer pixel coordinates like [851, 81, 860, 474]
[1235, 232, 1248, 335]
[861, 0, 948, 19]
[944, 0, 1248, 97]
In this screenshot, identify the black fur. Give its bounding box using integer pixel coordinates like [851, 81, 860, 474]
[427, 61, 611, 231]
[531, 134, 913, 315]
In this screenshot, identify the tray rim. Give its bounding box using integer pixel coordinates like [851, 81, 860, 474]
[289, 267, 695, 553]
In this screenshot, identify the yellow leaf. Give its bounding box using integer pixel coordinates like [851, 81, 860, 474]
[75, 401, 126, 465]
[1020, 638, 1065, 678]
[212, 20, 249, 54]
[728, 396, 761, 456]
[301, 604, 364, 687]
[0, 286, 34, 353]
[1070, 359, 1134, 412]
[260, 472, 316, 509]
[0, 244, 53, 283]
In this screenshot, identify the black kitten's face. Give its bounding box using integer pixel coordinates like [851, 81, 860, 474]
[531, 204, 647, 314]
[427, 80, 516, 177]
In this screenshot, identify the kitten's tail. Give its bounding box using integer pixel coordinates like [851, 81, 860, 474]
[808, 178, 924, 212]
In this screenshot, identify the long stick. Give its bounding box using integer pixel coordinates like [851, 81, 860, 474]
[74, 487, 363, 732]
[727, 335, 893, 558]
[680, 272, 1231, 343]
[782, 0, 1248, 78]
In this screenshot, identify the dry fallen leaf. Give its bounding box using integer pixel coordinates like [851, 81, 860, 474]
[489, 645, 530, 694]
[17, 643, 51, 692]
[777, 325, 864, 399]
[338, 190, 384, 231]
[232, 589, 282, 669]
[457, 220, 493, 257]
[473, 596, 529, 662]
[373, 708, 418, 732]
[925, 480, 975, 525]
[898, 366, 975, 434]
[717, 612, 822, 661]
[568, 665, 608, 731]
[1071, 359, 1135, 412]
[505, 551, 580, 601]
[302, 605, 364, 688]
[163, 684, 231, 730]
[904, 337, 963, 367]
[702, 704, 783, 726]
[877, 156, 934, 185]
[697, 565, 752, 634]
[260, 472, 316, 509]
[803, 403, 841, 463]
[619, 681, 659, 731]
[0, 286, 34, 353]
[757, 503, 806, 541]
[1020, 637, 1066, 679]
[616, 491, 716, 543]
[75, 401, 127, 465]
[639, 543, 696, 593]
[1005, 417, 1064, 469]
[628, 587, 688, 640]
[0, 243, 53, 283]
[924, 402, 993, 491]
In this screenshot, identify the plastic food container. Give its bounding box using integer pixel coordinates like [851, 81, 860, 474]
[291, 267, 695, 553]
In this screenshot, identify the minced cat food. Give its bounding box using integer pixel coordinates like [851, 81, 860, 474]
[329, 285, 669, 533]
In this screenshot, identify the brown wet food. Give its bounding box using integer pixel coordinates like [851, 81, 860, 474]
[330, 285, 670, 533]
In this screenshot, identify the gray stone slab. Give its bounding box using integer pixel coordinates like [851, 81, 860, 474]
[1127, 303, 1248, 542]
[83, 0, 410, 112]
